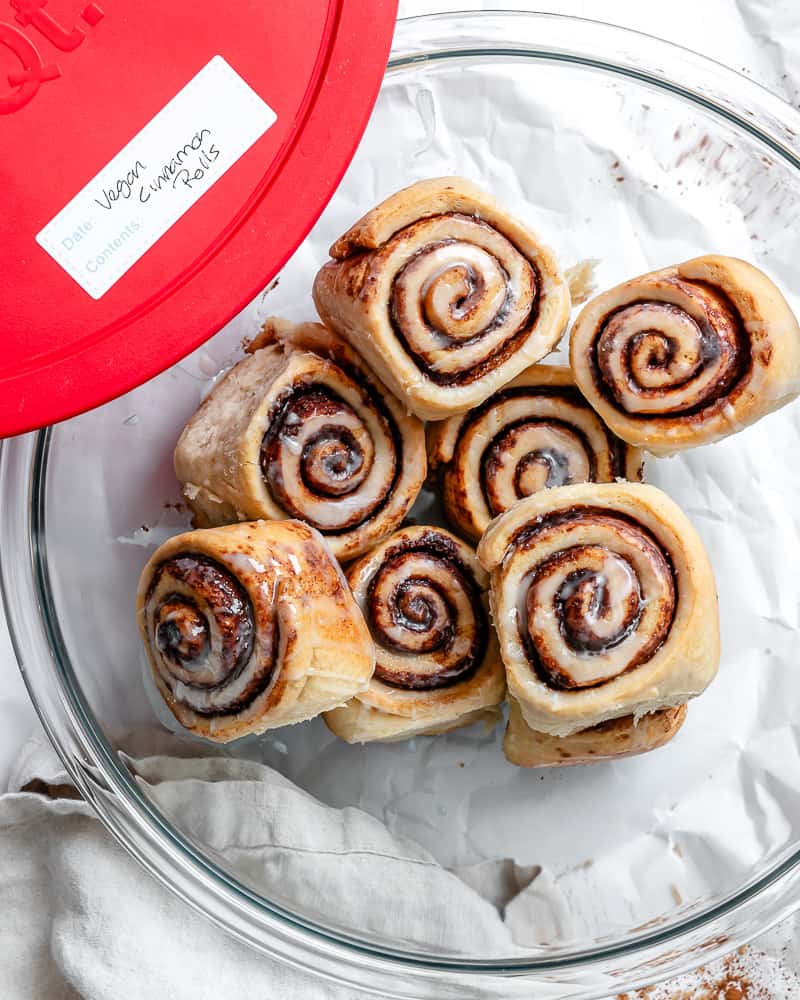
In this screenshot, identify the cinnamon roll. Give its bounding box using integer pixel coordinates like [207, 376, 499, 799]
[174, 319, 427, 561]
[324, 526, 505, 743]
[312, 177, 571, 420]
[477, 483, 719, 737]
[504, 697, 687, 768]
[428, 364, 643, 544]
[570, 255, 800, 454]
[137, 520, 375, 742]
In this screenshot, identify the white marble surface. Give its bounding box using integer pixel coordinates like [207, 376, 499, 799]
[2, 1, 800, 995]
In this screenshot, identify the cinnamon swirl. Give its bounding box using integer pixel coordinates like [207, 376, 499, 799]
[428, 364, 642, 544]
[313, 177, 570, 420]
[324, 526, 505, 743]
[137, 520, 375, 741]
[570, 255, 800, 454]
[477, 483, 719, 737]
[174, 319, 426, 561]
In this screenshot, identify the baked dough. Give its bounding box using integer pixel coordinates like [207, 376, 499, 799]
[427, 363, 642, 544]
[313, 177, 570, 420]
[477, 482, 719, 737]
[504, 696, 686, 767]
[570, 255, 800, 455]
[325, 526, 505, 743]
[174, 318, 426, 561]
[137, 520, 375, 742]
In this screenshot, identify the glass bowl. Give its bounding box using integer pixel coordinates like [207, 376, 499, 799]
[4, 11, 800, 998]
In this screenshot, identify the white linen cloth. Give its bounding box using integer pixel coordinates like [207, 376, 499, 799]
[0, 737, 566, 1000]
[1, 736, 799, 999]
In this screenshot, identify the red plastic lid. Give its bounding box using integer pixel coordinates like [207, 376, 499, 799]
[0, 0, 397, 435]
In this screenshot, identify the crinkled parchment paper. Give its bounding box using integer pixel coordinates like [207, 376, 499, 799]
[44, 48, 800, 958]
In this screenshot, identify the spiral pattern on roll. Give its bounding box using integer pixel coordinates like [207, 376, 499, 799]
[589, 278, 749, 417]
[511, 508, 676, 689]
[389, 214, 538, 384]
[142, 554, 276, 716]
[432, 371, 641, 544]
[362, 529, 488, 690]
[261, 374, 399, 535]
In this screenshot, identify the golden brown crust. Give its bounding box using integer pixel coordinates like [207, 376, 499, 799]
[569, 255, 800, 455]
[503, 697, 687, 767]
[427, 364, 643, 544]
[137, 520, 375, 742]
[478, 482, 719, 737]
[313, 177, 570, 420]
[325, 703, 503, 744]
[324, 525, 505, 743]
[174, 318, 426, 561]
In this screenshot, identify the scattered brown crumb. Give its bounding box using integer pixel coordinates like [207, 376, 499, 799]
[616, 175, 625, 182]
[262, 276, 280, 298]
[620, 947, 782, 999]
[140, 524, 150, 533]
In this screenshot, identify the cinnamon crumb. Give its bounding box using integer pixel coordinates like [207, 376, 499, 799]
[162, 501, 186, 513]
[623, 947, 781, 999]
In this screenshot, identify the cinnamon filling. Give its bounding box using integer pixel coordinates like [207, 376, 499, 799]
[481, 417, 596, 517]
[261, 371, 402, 534]
[512, 508, 676, 689]
[365, 531, 487, 690]
[387, 213, 541, 385]
[590, 279, 751, 419]
[146, 554, 280, 717]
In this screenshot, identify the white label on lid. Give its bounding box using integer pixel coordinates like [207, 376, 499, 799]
[36, 56, 277, 300]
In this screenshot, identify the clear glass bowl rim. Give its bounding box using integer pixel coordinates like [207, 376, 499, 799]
[4, 11, 800, 998]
